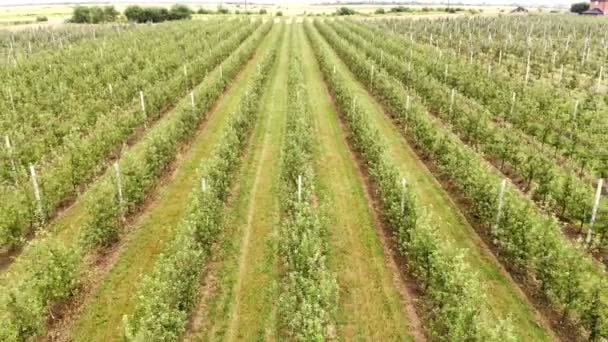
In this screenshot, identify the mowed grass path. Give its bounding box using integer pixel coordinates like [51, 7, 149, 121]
[309, 22, 554, 341]
[67, 26, 280, 342]
[187, 22, 289, 341]
[298, 24, 414, 341]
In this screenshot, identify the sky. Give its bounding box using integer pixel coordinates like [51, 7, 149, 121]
[0, 0, 573, 7]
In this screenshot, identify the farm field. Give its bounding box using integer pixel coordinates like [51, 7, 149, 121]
[0, 13, 607, 342]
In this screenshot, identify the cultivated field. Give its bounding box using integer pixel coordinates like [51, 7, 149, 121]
[0, 13, 607, 342]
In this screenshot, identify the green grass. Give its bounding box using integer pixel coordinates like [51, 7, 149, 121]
[187, 23, 288, 341]
[298, 23, 414, 341]
[67, 26, 280, 342]
[310, 22, 554, 342]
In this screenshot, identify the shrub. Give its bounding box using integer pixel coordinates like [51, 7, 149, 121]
[36, 16, 48, 22]
[70, 5, 118, 23]
[197, 8, 213, 14]
[217, 6, 230, 14]
[336, 7, 356, 15]
[124, 5, 192, 23]
[570, 2, 590, 14]
[390, 6, 411, 13]
[276, 11, 283, 16]
[168, 4, 193, 20]
[375, 8, 385, 14]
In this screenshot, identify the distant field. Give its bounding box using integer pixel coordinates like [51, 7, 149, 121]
[0, 2, 567, 26]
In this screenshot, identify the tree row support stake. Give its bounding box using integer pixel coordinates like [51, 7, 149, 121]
[297, 175, 302, 202]
[190, 91, 195, 111]
[370, 64, 375, 87]
[113, 162, 125, 220]
[400, 178, 407, 215]
[524, 50, 531, 85]
[510, 92, 517, 117]
[449, 88, 455, 118]
[493, 179, 507, 236]
[201, 177, 207, 192]
[596, 66, 603, 93]
[29, 164, 43, 218]
[139, 90, 147, 129]
[587, 179, 604, 244]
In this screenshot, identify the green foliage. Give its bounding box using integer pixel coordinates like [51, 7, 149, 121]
[278, 33, 337, 339]
[335, 19, 605, 249]
[390, 6, 411, 13]
[124, 5, 192, 23]
[375, 8, 385, 14]
[570, 2, 590, 14]
[70, 6, 118, 24]
[336, 7, 356, 16]
[0, 240, 79, 340]
[306, 21, 514, 340]
[197, 8, 214, 14]
[217, 6, 230, 14]
[276, 11, 283, 16]
[314, 18, 608, 339]
[0, 20, 260, 252]
[123, 25, 276, 340]
[0, 21, 272, 341]
[36, 16, 48, 22]
[259, 8, 268, 14]
[79, 187, 121, 249]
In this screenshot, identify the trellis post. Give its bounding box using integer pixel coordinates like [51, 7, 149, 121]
[29, 164, 43, 218]
[493, 179, 507, 236]
[400, 178, 407, 215]
[297, 175, 302, 202]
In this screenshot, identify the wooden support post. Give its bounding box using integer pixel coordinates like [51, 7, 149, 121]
[493, 179, 507, 236]
[510, 92, 516, 117]
[139, 90, 145, 114]
[596, 66, 603, 92]
[29, 164, 43, 217]
[589, 179, 603, 228]
[297, 175, 302, 202]
[449, 88, 455, 118]
[370, 64, 375, 87]
[113, 162, 124, 217]
[201, 177, 207, 192]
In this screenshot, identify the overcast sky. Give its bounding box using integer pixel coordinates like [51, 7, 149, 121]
[0, 0, 573, 8]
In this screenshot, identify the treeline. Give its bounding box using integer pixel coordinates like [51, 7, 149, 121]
[124, 5, 193, 23]
[70, 5, 193, 24]
[70, 6, 119, 23]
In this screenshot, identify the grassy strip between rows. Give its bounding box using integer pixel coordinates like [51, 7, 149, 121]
[337, 19, 607, 249]
[298, 23, 414, 340]
[314, 17, 608, 341]
[123, 37, 278, 341]
[0, 21, 272, 341]
[276, 27, 338, 340]
[0, 19, 258, 252]
[305, 21, 515, 341]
